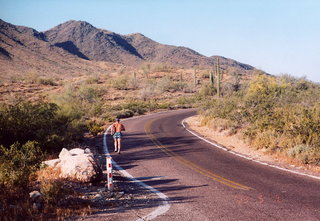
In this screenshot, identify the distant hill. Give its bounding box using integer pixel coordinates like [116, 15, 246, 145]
[0, 19, 256, 80]
[0, 19, 114, 80]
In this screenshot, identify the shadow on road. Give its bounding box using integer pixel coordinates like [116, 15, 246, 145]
[90, 131, 208, 217]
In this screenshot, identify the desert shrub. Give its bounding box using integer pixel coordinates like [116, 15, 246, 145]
[38, 78, 58, 86]
[156, 76, 182, 92]
[157, 102, 172, 110]
[122, 100, 148, 115]
[141, 63, 152, 78]
[109, 100, 173, 119]
[114, 109, 134, 119]
[87, 121, 104, 136]
[139, 82, 158, 101]
[40, 179, 68, 205]
[110, 76, 129, 90]
[10, 75, 22, 83]
[197, 84, 216, 97]
[286, 144, 319, 164]
[25, 72, 40, 84]
[85, 75, 100, 84]
[287, 144, 310, 158]
[248, 129, 279, 150]
[0, 141, 44, 189]
[182, 83, 196, 93]
[122, 100, 173, 114]
[201, 71, 210, 79]
[242, 74, 287, 123]
[53, 83, 104, 119]
[128, 77, 140, 90]
[175, 96, 197, 106]
[152, 63, 172, 72]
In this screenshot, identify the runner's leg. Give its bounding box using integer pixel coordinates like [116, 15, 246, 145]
[117, 138, 121, 153]
[114, 138, 118, 152]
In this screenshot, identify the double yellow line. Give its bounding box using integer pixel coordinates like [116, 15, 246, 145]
[144, 119, 252, 191]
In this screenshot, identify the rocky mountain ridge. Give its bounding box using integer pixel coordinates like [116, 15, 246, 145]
[0, 19, 255, 79]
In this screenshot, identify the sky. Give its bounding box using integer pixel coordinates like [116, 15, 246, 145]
[1, 0, 319, 82]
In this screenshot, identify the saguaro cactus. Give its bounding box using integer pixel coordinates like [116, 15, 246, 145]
[214, 57, 223, 98]
[209, 70, 214, 86]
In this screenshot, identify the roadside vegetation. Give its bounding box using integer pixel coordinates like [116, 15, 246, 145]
[199, 73, 320, 166]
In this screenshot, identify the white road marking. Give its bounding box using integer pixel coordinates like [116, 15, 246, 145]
[103, 125, 170, 221]
[181, 119, 320, 181]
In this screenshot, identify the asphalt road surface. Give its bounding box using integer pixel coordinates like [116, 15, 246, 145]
[109, 109, 320, 221]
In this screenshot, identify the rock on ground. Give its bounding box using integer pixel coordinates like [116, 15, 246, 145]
[43, 148, 102, 183]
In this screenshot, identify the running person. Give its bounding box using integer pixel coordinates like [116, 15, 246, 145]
[111, 118, 125, 154]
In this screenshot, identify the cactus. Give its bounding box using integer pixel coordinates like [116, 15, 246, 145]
[215, 57, 222, 98]
[194, 69, 197, 86]
[209, 70, 214, 86]
[133, 72, 137, 79]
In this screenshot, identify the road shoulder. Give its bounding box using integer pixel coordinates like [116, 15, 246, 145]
[184, 115, 320, 178]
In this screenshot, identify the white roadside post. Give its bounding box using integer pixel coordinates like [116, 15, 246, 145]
[106, 157, 113, 191]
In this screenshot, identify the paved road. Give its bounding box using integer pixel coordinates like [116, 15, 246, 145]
[109, 109, 320, 221]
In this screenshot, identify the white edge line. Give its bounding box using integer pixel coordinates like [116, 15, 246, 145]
[181, 119, 320, 181]
[103, 125, 170, 221]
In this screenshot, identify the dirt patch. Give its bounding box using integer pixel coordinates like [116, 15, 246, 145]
[185, 115, 320, 177]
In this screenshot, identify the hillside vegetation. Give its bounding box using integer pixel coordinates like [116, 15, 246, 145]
[199, 74, 320, 166]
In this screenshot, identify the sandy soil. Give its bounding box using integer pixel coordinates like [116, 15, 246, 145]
[185, 115, 320, 176]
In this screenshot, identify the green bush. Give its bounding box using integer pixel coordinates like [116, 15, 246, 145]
[53, 83, 104, 120]
[0, 100, 87, 153]
[0, 141, 44, 189]
[87, 121, 104, 136]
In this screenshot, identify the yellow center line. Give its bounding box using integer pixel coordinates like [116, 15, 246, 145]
[144, 118, 252, 191]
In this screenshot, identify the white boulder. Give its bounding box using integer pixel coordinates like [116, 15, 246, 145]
[59, 148, 71, 160]
[57, 148, 101, 182]
[43, 148, 101, 183]
[69, 148, 85, 156]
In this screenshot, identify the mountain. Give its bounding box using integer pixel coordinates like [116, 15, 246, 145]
[0, 19, 112, 80]
[45, 20, 142, 65]
[45, 20, 255, 71]
[0, 19, 256, 80]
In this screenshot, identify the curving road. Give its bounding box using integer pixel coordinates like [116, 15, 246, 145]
[109, 109, 320, 221]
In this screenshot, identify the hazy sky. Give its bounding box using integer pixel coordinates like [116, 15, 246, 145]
[1, 0, 319, 82]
